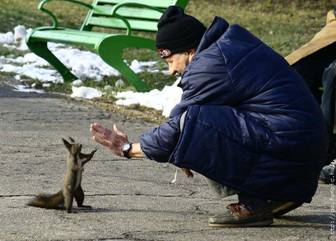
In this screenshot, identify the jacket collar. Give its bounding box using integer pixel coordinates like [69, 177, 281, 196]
[196, 16, 229, 54]
[177, 17, 229, 88]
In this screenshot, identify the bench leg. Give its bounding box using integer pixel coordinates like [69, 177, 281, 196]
[26, 40, 77, 82]
[97, 36, 156, 92]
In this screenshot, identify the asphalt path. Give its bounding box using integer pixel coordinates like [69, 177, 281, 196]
[0, 79, 334, 241]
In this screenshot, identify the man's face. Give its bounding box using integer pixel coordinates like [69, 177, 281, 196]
[165, 52, 192, 76]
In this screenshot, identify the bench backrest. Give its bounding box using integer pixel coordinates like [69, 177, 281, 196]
[81, 0, 189, 32]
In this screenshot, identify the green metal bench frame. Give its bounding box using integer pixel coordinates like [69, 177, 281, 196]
[26, 0, 189, 92]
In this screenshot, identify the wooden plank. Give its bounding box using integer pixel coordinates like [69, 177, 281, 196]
[30, 29, 109, 46]
[87, 16, 158, 31]
[82, 0, 190, 32]
[93, 5, 162, 20]
[96, 0, 176, 8]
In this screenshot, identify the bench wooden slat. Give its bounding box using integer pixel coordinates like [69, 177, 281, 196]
[87, 16, 158, 31]
[93, 5, 162, 20]
[96, 0, 177, 8]
[30, 29, 110, 46]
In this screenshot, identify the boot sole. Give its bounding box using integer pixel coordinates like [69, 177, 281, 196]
[208, 219, 273, 228]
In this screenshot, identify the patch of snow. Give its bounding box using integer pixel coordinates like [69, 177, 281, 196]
[71, 86, 102, 99]
[0, 32, 14, 44]
[14, 84, 45, 94]
[72, 79, 83, 87]
[0, 63, 61, 83]
[115, 78, 182, 117]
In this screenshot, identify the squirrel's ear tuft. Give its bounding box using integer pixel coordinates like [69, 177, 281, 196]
[68, 136, 75, 143]
[62, 138, 72, 151]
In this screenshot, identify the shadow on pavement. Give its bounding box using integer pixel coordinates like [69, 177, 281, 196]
[76, 207, 203, 216]
[272, 214, 330, 230]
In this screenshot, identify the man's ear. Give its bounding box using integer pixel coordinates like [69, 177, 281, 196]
[186, 48, 196, 61]
[187, 48, 196, 55]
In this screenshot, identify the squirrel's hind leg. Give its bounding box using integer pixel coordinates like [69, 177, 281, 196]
[75, 185, 92, 209]
[63, 188, 74, 213]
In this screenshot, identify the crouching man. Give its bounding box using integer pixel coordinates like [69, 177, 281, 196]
[91, 6, 328, 227]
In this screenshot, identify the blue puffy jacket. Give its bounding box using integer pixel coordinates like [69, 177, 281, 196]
[140, 17, 328, 202]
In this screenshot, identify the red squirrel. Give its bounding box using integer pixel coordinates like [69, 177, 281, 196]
[27, 137, 97, 213]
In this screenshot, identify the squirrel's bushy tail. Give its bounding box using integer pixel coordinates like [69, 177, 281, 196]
[27, 190, 64, 209]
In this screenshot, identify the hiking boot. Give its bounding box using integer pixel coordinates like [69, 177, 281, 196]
[208, 203, 273, 227]
[269, 201, 303, 218]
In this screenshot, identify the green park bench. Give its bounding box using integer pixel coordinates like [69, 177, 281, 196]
[26, 0, 189, 92]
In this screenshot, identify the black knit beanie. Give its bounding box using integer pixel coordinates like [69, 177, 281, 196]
[156, 6, 206, 58]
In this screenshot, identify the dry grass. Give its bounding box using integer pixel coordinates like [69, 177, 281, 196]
[0, 0, 333, 55]
[0, 0, 334, 91]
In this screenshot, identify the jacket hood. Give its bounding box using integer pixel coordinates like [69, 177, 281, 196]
[195, 16, 229, 54]
[170, 17, 230, 117]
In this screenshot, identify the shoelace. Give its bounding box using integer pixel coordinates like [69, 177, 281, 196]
[228, 203, 241, 211]
[227, 203, 249, 216]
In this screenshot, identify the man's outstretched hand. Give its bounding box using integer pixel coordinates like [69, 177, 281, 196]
[90, 123, 193, 176]
[90, 122, 128, 157]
